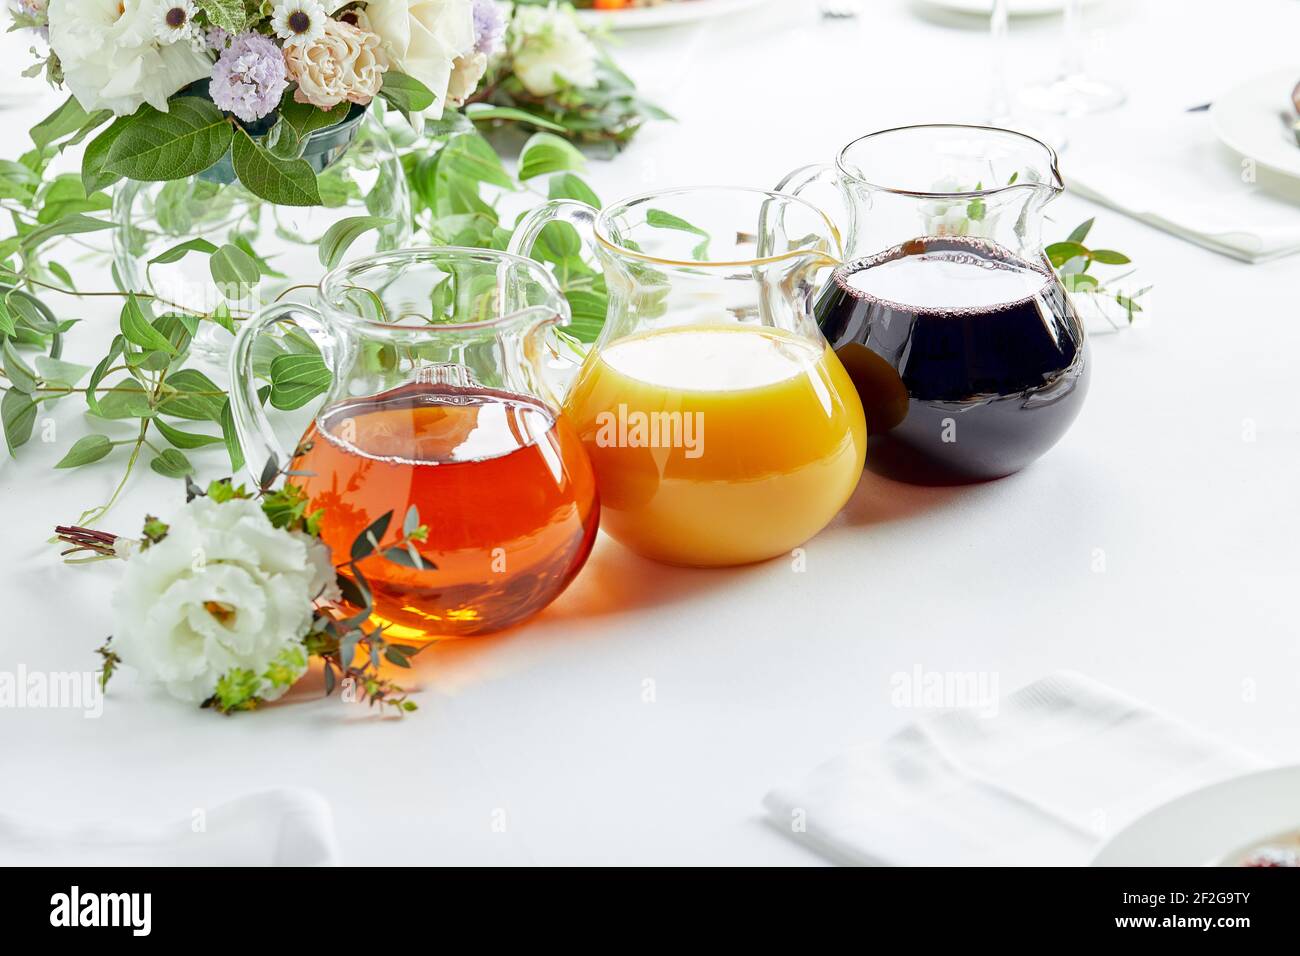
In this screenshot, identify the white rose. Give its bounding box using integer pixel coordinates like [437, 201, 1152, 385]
[445, 50, 487, 109]
[365, 0, 476, 119]
[509, 3, 598, 98]
[111, 497, 333, 705]
[47, 0, 212, 116]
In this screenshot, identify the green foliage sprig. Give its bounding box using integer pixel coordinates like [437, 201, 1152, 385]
[1047, 218, 1152, 323]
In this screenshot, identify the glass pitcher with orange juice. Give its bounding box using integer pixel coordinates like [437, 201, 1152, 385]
[228, 249, 600, 640]
[509, 187, 866, 568]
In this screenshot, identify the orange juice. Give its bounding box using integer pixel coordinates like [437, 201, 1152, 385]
[564, 325, 867, 566]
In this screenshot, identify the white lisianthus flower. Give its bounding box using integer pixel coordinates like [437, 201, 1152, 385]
[364, 0, 476, 119]
[111, 497, 336, 705]
[509, 2, 598, 98]
[47, 0, 213, 115]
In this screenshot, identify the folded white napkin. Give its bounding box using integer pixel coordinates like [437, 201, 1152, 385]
[763, 672, 1263, 866]
[1066, 110, 1300, 263]
[0, 788, 339, 866]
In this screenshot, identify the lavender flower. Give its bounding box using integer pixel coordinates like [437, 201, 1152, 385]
[471, 0, 505, 56]
[206, 26, 230, 51]
[209, 31, 289, 124]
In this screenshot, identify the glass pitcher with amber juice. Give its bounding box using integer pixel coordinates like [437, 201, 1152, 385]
[510, 187, 866, 567]
[228, 249, 599, 640]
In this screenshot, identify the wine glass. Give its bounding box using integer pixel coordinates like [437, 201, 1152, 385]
[1014, 0, 1126, 116]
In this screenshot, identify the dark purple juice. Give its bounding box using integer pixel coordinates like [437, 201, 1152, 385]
[815, 236, 1089, 484]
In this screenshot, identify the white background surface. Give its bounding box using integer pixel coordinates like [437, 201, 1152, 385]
[2, 0, 1299, 865]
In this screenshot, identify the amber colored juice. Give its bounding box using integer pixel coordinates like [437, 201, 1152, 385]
[564, 325, 867, 567]
[290, 382, 599, 641]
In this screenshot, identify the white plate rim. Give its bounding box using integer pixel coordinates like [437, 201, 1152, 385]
[1091, 765, 1300, 867]
[575, 0, 771, 30]
[915, 0, 1098, 17]
[1209, 68, 1300, 181]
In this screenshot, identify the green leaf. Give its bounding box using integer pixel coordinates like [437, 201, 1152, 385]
[81, 118, 129, 194]
[1045, 241, 1090, 268]
[104, 98, 233, 182]
[85, 335, 125, 417]
[209, 302, 238, 336]
[517, 132, 586, 181]
[1061, 273, 1099, 293]
[18, 213, 115, 254]
[90, 379, 154, 419]
[1066, 218, 1095, 244]
[2, 338, 38, 393]
[645, 208, 710, 259]
[160, 368, 225, 421]
[548, 173, 600, 207]
[154, 417, 223, 449]
[377, 71, 435, 122]
[276, 98, 349, 145]
[438, 133, 515, 189]
[563, 290, 607, 343]
[55, 434, 113, 468]
[382, 545, 428, 571]
[119, 295, 176, 354]
[351, 510, 394, 560]
[1090, 249, 1131, 265]
[195, 0, 247, 36]
[2, 387, 37, 454]
[269, 353, 331, 410]
[210, 243, 261, 298]
[31, 96, 109, 152]
[148, 237, 219, 267]
[219, 396, 245, 473]
[318, 216, 396, 269]
[465, 104, 566, 132]
[35, 356, 90, 388]
[150, 448, 194, 478]
[4, 292, 58, 334]
[231, 128, 321, 206]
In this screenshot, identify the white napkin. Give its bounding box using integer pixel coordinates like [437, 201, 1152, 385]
[763, 672, 1263, 866]
[1066, 111, 1300, 263]
[0, 788, 339, 866]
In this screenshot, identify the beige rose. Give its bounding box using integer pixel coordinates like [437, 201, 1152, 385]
[286, 19, 389, 110]
[445, 51, 487, 110]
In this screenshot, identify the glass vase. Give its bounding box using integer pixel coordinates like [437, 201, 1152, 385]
[112, 103, 411, 364]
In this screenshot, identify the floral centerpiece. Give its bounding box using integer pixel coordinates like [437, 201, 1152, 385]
[25, 0, 493, 205]
[0, 1, 663, 716]
[0, 1, 660, 516]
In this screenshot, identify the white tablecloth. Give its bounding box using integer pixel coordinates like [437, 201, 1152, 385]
[2, 0, 1299, 865]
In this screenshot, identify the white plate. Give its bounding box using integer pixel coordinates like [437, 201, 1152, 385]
[917, 0, 1097, 16]
[1091, 765, 1300, 867]
[576, 0, 771, 30]
[1210, 69, 1300, 181]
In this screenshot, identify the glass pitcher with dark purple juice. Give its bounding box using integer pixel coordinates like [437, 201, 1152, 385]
[780, 124, 1088, 484]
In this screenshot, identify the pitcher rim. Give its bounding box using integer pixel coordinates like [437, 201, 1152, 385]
[593, 185, 843, 268]
[318, 246, 567, 332]
[835, 123, 1064, 199]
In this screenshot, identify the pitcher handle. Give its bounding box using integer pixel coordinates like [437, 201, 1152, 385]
[776, 162, 847, 252]
[508, 199, 600, 374]
[228, 301, 337, 483]
[508, 198, 599, 264]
